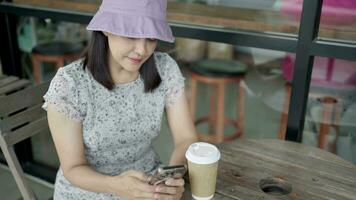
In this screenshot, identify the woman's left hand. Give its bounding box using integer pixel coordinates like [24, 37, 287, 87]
[154, 178, 185, 200]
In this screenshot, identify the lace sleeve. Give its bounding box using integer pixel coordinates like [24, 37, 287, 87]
[42, 68, 85, 122]
[162, 54, 185, 107]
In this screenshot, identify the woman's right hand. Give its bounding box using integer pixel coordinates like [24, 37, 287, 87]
[107, 170, 156, 199]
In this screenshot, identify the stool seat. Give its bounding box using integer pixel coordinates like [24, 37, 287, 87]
[32, 41, 83, 55]
[189, 59, 248, 77]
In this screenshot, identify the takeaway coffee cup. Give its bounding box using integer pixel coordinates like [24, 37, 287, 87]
[185, 142, 221, 200]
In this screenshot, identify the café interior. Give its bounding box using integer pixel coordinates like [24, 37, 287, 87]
[0, 0, 355, 199]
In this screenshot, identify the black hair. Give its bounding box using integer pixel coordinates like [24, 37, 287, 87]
[82, 31, 161, 92]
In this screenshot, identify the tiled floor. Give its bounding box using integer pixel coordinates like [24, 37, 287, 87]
[1, 52, 355, 199]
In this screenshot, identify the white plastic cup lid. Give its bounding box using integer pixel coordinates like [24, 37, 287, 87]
[185, 142, 221, 165]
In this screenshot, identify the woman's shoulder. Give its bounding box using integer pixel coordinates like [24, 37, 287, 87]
[153, 52, 185, 107]
[55, 58, 87, 84]
[59, 58, 85, 77]
[154, 51, 175, 65]
[154, 51, 169, 59]
[153, 51, 180, 78]
[43, 58, 87, 121]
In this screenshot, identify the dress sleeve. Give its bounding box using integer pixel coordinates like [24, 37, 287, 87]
[42, 68, 85, 122]
[162, 53, 186, 107]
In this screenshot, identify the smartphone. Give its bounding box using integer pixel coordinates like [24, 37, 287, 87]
[149, 165, 187, 185]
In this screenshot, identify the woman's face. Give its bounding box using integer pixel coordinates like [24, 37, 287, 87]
[104, 32, 158, 72]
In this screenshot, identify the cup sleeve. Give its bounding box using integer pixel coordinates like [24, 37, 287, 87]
[42, 68, 85, 122]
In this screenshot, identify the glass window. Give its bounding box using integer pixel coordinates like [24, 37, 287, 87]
[300, 56, 356, 164]
[12, 0, 302, 36]
[173, 37, 291, 143]
[12, 0, 101, 13]
[275, 0, 356, 42]
[168, 0, 302, 36]
[318, 0, 356, 43]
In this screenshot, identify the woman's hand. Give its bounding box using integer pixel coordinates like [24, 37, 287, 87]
[154, 178, 185, 200]
[108, 170, 156, 199]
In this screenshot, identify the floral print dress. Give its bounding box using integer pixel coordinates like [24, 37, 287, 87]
[42, 52, 185, 199]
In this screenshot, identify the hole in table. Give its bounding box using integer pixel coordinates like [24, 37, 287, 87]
[259, 177, 292, 196]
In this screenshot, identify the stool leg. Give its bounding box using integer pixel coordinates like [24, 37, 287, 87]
[189, 78, 198, 119]
[318, 97, 335, 150]
[209, 85, 217, 135]
[56, 58, 65, 70]
[331, 99, 342, 154]
[279, 83, 291, 139]
[331, 124, 340, 154]
[31, 55, 42, 84]
[237, 81, 245, 138]
[216, 83, 225, 143]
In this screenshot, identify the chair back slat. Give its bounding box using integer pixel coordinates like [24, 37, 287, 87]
[3, 117, 49, 146]
[0, 82, 49, 118]
[0, 76, 19, 87]
[0, 79, 31, 95]
[0, 104, 46, 133]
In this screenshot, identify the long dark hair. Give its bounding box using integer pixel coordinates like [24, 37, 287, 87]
[82, 31, 161, 92]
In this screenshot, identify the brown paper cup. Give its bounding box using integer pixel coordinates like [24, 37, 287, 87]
[185, 142, 220, 200]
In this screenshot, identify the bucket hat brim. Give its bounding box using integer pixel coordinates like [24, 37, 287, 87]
[87, 9, 175, 43]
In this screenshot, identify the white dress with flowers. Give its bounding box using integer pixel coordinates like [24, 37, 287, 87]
[42, 52, 185, 199]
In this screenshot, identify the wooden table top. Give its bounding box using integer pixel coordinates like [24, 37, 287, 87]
[10, 0, 356, 41]
[183, 139, 356, 200]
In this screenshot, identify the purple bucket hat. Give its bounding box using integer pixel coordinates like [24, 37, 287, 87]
[87, 0, 175, 43]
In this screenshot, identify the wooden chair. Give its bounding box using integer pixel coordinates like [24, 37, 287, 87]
[0, 75, 31, 95]
[188, 59, 247, 144]
[0, 78, 50, 200]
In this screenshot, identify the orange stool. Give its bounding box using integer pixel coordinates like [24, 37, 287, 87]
[31, 41, 83, 84]
[188, 59, 247, 144]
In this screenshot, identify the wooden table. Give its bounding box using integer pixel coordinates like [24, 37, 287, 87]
[183, 139, 356, 200]
[10, 0, 356, 41]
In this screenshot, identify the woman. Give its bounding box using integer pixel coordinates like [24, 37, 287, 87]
[42, 0, 198, 199]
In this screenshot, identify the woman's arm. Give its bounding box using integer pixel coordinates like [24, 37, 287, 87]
[47, 103, 114, 193]
[166, 92, 198, 166]
[154, 91, 196, 199]
[47, 104, 156, 198]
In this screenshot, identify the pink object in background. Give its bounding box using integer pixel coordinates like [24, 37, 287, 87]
[281, 0, 356, 90]
[282, 54, 356, 90]
[280, 0, 356, 25]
